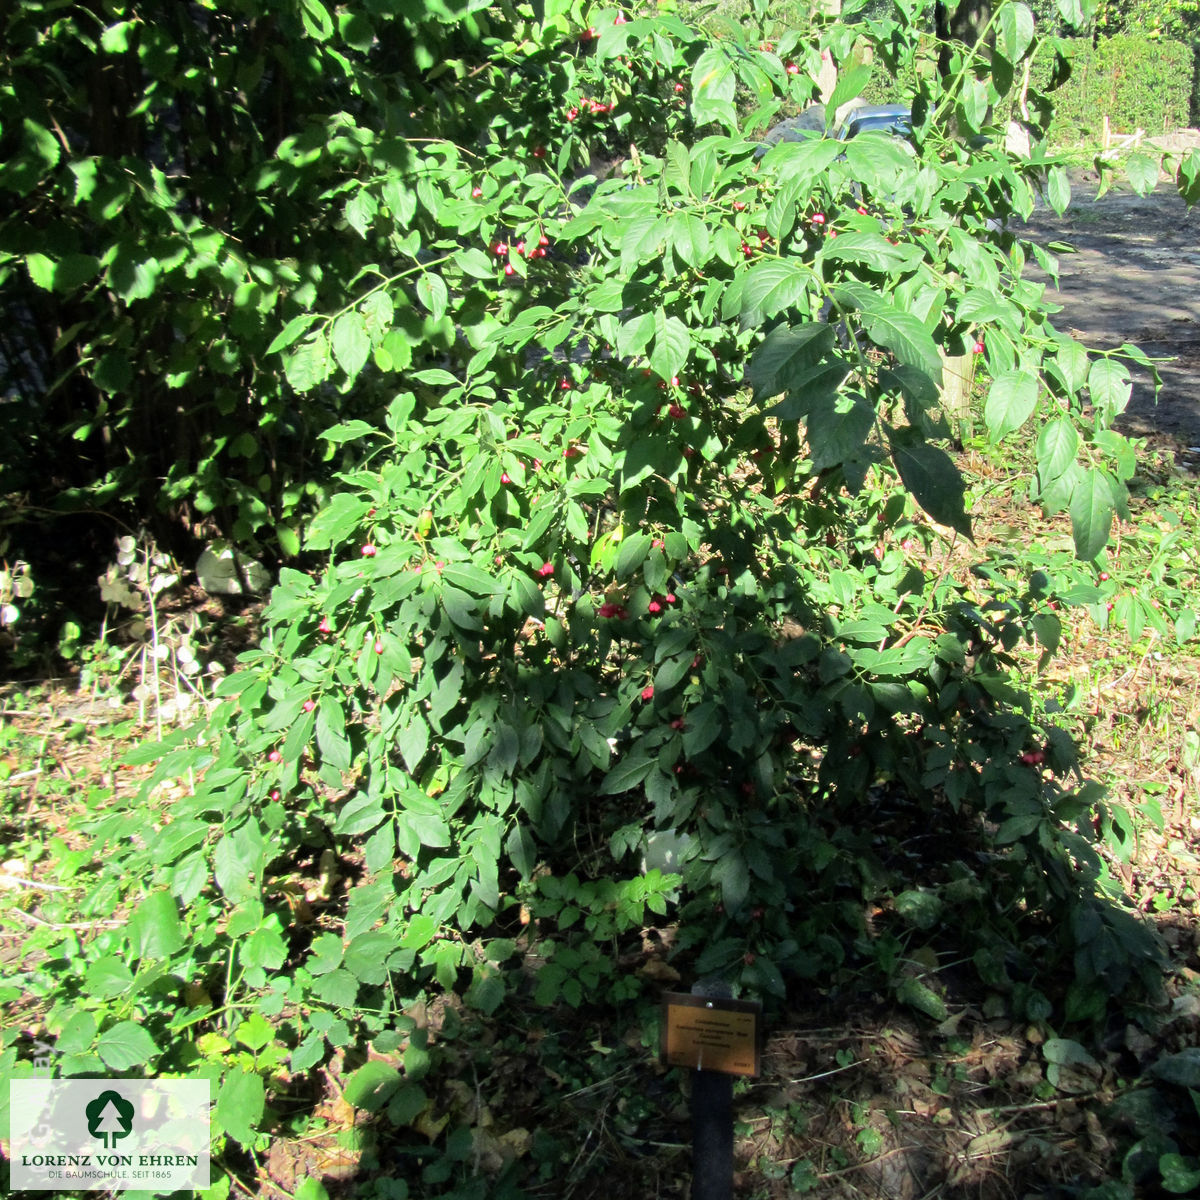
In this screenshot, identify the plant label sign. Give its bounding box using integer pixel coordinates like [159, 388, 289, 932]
[662, 992, 761, 1076]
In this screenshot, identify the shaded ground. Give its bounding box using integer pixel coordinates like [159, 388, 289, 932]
[1020, 156, 1200, 458]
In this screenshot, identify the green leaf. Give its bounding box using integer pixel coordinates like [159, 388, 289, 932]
[217, 1068, 265, 1146]
[456, 246, 496, 280]
[320, 420, 379, 443]
[1043, 1038, 1098, 1068]
[416, 272, 448, 320]
[1159, 1154, 1200, 1194]
[863, 307, 941, 383]
[1150, 1048, 1200, 1088]
[331, 312, 371, 382]
[1068, 469, 1114, 560]
[267, 312, 320, 355]
[747, 324, 835, 399]
[316, 700, 351, 772]
[234, 1012, 276, 1052]
[295, 1180, 331, 1200]
[672, 214, 710, 267]
[1055, 0, 1086, 28]
[827, 65, 872, 119]
[997, 2, 1035, 62]
[1047, 166, 1071, 215]
[1088, 358, 1132, 423]
[97, 1020, 159, 1070]
[25, 253, 57, 290]
[650, 312, 691, 382]
[285, 334, 332, 393]
[821, 231, 913, 272]
[406, 809, 451, 848]
[889, 435, 971, 538]
[895, 976, 948, 1021]
[466, 967, 506, 1016]
[601, 754, 653, 795]
[442, 584, 482, 631]
[739, 261, 809, 328]
[1125, 154, 1160, 197]
[86, 956, 134, 998]
[23, 118, 60, 172]
[300, 0, 334, 39]
[344, 931, 396, 985]
[984, 370, 1038, 442]
[1035, 417, 1079, 482]
[128, 890, 185, 960]
[344, 1060, 401, 1112]
[615, 532, 652, 581]
[56, 1011, 98, 1055]
[690, 46, 736, 126]
[804, 390, 874, 472]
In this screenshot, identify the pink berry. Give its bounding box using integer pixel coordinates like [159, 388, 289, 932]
[614, 11, 627, 23]
[374, 639, 384, 654]
[494, 242, 508, 256]
[361, 543, 377, 557]
[785, 61, 799, 74]
[270, 790, 281, 801]
[504, 264, 515, 276]
[648, 599, 662, 613]
[666, 593, 677, 603]
[560, 379, 571, 390]
[652, 539, 664, 549]
[318, 617, 332, 633]
[641, 685, 654, 701]
[472, 186, 483, 197]
[674, 82, 685, 93]
[811, 213, 826, 225]
[733, 201, 746, 211]
[538, 562, 554, 577]
[973, 341, 985, 354]
[501, 472, 512, 484]
[303, 700, 315, 712]
[268, 750, 282, 763]
[539, 234, 549, 247]
[669, 404, 685, 419]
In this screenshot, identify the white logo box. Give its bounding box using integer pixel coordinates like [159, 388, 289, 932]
[9, 1079, 211, 1191]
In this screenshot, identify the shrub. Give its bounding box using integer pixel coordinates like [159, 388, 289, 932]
[8, 0, 1179, 1175]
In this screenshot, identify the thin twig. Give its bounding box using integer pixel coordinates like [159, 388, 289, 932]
[783, 1059, 862, 1085]
[0, 876, 74, 892]
[5, 767, 43, 782]
[9, 910, 123, 931]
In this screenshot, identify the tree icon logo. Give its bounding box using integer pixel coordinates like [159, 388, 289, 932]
[85, 1090, 135, 1149]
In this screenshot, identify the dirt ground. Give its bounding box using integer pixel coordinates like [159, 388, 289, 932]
[1019, 145, 1200, 460]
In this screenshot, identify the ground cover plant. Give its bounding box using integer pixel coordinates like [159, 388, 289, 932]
[4, 0, 1200, 1196]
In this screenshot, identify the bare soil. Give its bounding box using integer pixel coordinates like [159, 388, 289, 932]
[1019, 156, 1200, 460]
